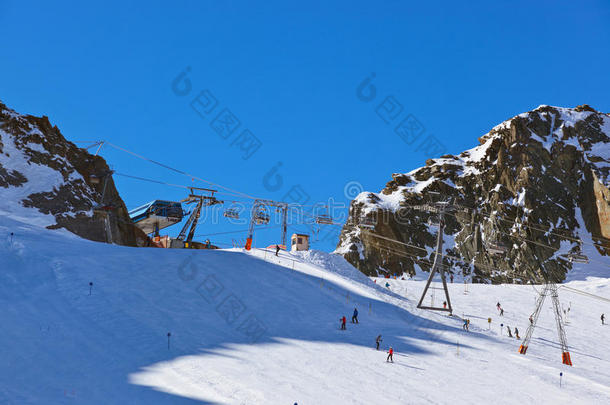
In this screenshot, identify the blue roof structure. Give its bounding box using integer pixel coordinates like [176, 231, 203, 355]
[128, 200, 184, 233]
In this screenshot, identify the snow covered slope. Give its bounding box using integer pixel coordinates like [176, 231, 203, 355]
[1, 214, 610, 404]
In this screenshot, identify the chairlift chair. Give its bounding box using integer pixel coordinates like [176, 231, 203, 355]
[94, 204, 115, 211]
[254, 210, 270, 224]
[567, 252, 589, 264]
[316, 214, 333, 225]
[89, 174, 101, 184]
[359, 217, 376, 229]
[487, 241, 508, 256]
[223, 208, 240, 219]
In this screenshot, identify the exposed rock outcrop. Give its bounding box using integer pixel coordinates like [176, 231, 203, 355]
[0, 101, 147, 246]
[337, 105, 610, 283]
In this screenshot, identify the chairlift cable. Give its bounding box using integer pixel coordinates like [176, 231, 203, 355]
[114, 172, 252, 202]
[433, 193, 610, 245]
[559, 285, 610, 303]
[194, 224, 283, 238]
[105, 141, 258, 200]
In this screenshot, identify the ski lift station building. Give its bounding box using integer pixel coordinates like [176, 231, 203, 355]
[291, 233, 309, 252]
[129, 200, 183, 235]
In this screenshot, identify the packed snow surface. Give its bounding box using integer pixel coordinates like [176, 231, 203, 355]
[1, 215, 610, 404]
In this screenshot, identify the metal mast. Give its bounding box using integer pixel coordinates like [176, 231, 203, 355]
[176, 187, 222, 244]
[245, 199, 288, 250]
[281, 205, 288, 247]
[550, 284, 572, 365]
[416, 201, 453, 313]
[519, 282, 572, 366]
[519, 284, 549, 355]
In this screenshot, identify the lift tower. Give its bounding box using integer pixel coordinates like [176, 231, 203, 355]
[176, 187, 222, 246]
[415, 200, 459, 313]
[519, 282, 573, 366]
[245, 199, 289, 250]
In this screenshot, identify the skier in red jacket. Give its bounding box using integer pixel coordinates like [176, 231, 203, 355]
[340, 316, 346, 330]
[386, 347, 394, 362]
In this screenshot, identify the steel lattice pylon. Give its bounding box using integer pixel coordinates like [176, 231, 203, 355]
[519, 283, 572, 366]
[417, 203, 452, 313]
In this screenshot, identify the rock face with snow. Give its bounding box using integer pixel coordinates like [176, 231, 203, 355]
[337, 105, 610, 283]
[0, 101, 146, 246]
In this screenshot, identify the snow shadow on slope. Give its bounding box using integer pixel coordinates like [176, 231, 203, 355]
[172, 250, 475, 347]
[1, 220, 496, 404]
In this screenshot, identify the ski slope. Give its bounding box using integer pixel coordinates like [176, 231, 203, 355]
[1, 215, 610, 404]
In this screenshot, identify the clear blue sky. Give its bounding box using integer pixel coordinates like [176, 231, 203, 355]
[1, 0, 609, 251]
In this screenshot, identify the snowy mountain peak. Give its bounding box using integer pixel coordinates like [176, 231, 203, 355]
[337, 105, 610, 283]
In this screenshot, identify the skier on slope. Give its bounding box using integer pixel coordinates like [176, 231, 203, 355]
[352, 307, 359, 324]
[602, 314, 605, 325]
[500, 308, 504, 316]
[529, 315, 534, 325]
[385, 282, 390, 289]
[376, 335, 382, 350]
[497, 302, 501, 311]
[514, 327, 520, 340]
[463, 319, 469, 331]
[387, 347, 394, 363]
[340, 316, 346, 330]
[507, 326, 512, 338]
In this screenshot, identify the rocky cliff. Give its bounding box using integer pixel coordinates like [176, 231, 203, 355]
[336, 105, 610, 283]
[0, 101, 146, 246]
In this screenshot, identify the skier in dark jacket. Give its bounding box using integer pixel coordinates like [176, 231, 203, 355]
[275, 245, 280, 256]
[340, 316, 346, 330]
[507, 326, 512, 337]
[514, 327, 520, 339]
[602, 314, 605, 325]
[376, 335, 382, 350]
[352, 308, 359, 324]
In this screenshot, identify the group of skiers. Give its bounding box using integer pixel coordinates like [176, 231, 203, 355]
[496, 302, 504, 316]
[340, 308, 359, 330]
[338, 298, 607, 365]
[493, 302, 522, 338]
[506, 325, 520, 339]
[375, 334, 393, 361]
[339, 308, 394, 362]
